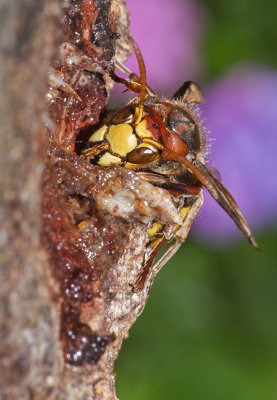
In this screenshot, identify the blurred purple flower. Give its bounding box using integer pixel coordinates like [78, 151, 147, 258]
[123, 0, 206, 95]
[193, 66, 277, 244]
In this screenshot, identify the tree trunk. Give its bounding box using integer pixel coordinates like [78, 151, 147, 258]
[1, 1, 179, 399]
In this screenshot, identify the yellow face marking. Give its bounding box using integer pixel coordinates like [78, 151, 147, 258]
[134, 105, 144, 125]
[107, 124, 137, 157]
[133, 107, 140, 123]
[133, 106, 145, 125]
[97, 152, 122, 166]
[88, 125, 107, 142]
[135, 118, 153, 138]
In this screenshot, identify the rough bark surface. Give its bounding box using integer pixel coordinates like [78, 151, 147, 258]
[0, 1, 175, 399]
[0, 2, 62, 399]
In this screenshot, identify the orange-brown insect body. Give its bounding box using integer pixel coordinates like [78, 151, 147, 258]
[81, 40, 259, 290]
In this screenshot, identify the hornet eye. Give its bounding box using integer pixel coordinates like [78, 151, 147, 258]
[167, 107, 201, 152]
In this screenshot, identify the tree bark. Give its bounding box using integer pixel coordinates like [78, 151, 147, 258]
[0, 1, 181, 399]
[0, 1, 62, 399]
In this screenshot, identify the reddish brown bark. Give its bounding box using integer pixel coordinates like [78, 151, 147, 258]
[0, 1, 177, 399]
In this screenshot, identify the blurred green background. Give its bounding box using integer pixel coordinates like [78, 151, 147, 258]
[115, 0, 277, 399]
[116, 231, 277, 400]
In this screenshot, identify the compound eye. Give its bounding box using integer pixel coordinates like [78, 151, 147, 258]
[127, 146, 159, 164]
[167, 107, 201, 151]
